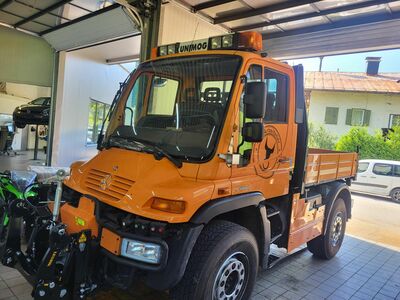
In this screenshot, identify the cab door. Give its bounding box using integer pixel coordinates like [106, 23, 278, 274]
[251, 65, 296, 198]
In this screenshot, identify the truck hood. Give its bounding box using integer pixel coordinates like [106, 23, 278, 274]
[65, 147, 215, 223]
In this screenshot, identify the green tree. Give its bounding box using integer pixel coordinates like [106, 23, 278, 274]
[335, 127, 400, 160]
[308, 123, 337, 150]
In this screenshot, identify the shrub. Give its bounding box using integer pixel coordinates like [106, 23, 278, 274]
[308, 123, 337, 150]
[335, 126, 400, 160]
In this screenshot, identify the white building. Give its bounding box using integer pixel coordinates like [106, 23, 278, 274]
[306, 58, 400, 137]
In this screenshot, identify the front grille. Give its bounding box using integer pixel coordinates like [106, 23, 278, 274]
[85, 168, 134, 201]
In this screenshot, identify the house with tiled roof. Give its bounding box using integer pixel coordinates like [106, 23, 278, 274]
[305, 57, 400, 137]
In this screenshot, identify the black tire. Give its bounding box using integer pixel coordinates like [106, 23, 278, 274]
[171, 220, 259, 300]
[390, 188, 400, 203]
[307, 198, 347, 259]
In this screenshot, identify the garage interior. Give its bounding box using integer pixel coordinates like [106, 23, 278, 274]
[0, 0, 399, 299]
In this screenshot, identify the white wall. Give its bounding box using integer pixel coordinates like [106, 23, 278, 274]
[158, 2, 227, 45]
[51, 49, 131, 167]
[308, 90, 400, 138]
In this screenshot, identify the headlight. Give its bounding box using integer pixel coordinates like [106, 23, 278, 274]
[210, 37, 222, 49]
[158, 46, 167, 56]
[121, 238, 162, 264]
[42, 108, 50, 116]
[222, 34, 234, 48]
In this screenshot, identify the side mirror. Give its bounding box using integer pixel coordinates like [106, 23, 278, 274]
[242, 122, 264, 143]
[244, 82, 266, 119]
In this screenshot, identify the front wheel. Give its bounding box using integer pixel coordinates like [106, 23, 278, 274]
[390, 188, 400, 203]
[171, 220, 259, 300]
[307, 198, 347, 259]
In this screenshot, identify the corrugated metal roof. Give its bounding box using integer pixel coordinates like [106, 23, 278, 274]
[305, 71, 400, 94]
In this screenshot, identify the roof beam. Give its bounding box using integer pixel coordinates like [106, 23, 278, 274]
[263, 10, 400, 39]
[193, 0, 235, 12]
[233, 0, 398, 32]
[14, 0, 72, 28]
[0, 0, 13, 9]
[213, 0, 322, 24]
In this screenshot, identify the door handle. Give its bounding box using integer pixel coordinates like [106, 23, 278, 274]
[360, 175, 367, 177]
[370, 176, 376, 178]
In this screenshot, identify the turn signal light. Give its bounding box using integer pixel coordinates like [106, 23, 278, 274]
[151, 198, 186, 214]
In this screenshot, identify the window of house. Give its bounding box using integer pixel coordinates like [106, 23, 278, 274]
[324, 107, 339, 125]
[357, 162, 369, 173]
[147, 76, 179, 115]
[372, 163, 392, 176]
[389, 114, 400, 128]
[87, 99, 110, 145]
[346, 108, 371, 126]
[264, 68, 288, 123]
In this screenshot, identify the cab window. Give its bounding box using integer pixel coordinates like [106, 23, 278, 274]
[357, 162, 369, 173]
[264, 68, 289, 123]
[372, 163, 393, 176]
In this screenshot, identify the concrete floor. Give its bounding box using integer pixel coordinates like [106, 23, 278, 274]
[347, 193, 400, 251]
[0, 150, 46, 172]
[0, 194, 399, 300]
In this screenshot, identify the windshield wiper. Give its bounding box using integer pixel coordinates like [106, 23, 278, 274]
[150, 144, 182, 169]
[108, 135, 182, 168]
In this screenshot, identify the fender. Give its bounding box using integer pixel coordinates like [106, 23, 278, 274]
[319, 181, 352, 235]
[190, 192, 265, 224]
[190, 193, 271, 269]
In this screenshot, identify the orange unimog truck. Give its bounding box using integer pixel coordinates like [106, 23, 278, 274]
[6, 32, 358, 300]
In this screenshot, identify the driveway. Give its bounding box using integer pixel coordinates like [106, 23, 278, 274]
[347, 192, 400, 250]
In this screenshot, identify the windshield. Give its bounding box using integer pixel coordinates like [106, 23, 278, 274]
[30, 97, 50, 106]
[103, 55, 241, 162]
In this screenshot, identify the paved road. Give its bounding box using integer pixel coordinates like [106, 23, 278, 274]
[347, 192, 400, 250]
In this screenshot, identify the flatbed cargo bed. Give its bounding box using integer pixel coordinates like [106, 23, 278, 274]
[304, 148, 358, 186]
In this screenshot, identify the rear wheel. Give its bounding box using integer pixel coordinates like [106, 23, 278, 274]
[171, 220, 258, 300]
[307, 198, 347, 259]
[390, 188, 400, 203]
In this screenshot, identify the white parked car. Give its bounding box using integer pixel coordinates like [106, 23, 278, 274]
[351, 159, 400, 202]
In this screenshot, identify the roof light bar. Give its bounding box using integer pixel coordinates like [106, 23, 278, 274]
[154, 31, 263, 58]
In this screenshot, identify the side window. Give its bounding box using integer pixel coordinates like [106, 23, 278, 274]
[264, 68, 288, 123]
[148, 76, 179, 115]
[357, 162, 369, 173]
[238, 64, 262, 155]
[372, 163, 393, 176]
[393, 165, 400, 177]
[124, 73, 149, 126]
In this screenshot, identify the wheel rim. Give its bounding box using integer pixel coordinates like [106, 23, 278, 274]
[331, 212, 344, 247]
[393, 191, 400, 202]
[213, 252, 249, 300]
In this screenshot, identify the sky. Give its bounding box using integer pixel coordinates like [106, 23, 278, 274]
[286, 49, 400, 73]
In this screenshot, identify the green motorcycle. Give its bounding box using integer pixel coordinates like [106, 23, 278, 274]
[0, 171, 40, 258]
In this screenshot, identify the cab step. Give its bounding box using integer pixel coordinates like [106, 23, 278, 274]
[267, 244, 307, 269]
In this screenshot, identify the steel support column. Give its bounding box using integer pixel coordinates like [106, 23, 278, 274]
[46, 51, 59, 166]
[137, 0, 161, 62]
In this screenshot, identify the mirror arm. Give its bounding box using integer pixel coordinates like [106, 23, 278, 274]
[237, 76, 248, 154]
